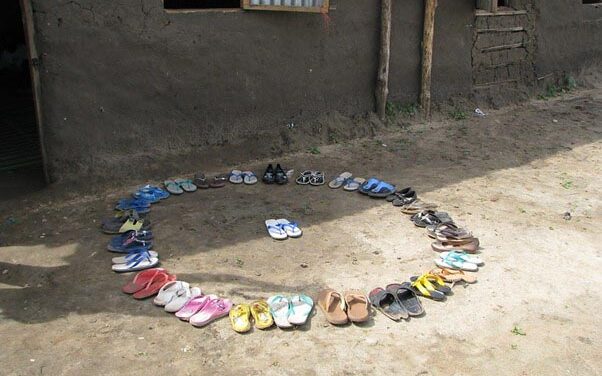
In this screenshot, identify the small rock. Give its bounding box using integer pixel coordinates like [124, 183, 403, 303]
[562, 212, 571, 220]
[300, 263, 308, 268]
[2, 269, 7, 275]
[255, 272, 262, 277]
[553, 119, 558, 123]
[372, 250, 380, 255]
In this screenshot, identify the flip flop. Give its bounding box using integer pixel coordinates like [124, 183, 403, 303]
[193, 172, 210, 189]
[164, 180, 184, 195]
[358, 178, 381, 195]
[153, 280, 182, 306]
[287, 295, 313, 326]
[274, 164, 288, 185]
[242, 171, 258, 185]
[386, 187, 414, 202]
[190, 297, 233, 327]
[107, 230, 153, 252]
[429, 267, 477, 284]
[229, 170, 243, 184]
[176, 295, 215, 321]
[435, 252, 480, 272]
[431, 239, 480, 253]
[250, 300, 274, 329]
[329, 172, 353, 189]
[133, 185, 170, 202]
[411, 210, 453, 228]
[175, 178, 197, 192]
[276, 219, 302, 238]
[133, 272, 176, 299]
[265, 219, 288, 240]
[267, 295, 293, 329]
[318, 289, 348, 325]
[229, 304, 252, 333]
[368, 287, 408, 321]
[111, 218, 151, 234]
[344, 291, 370, 323]
[385, 283, 425, 316]
[111, 249, 159, 264]
[426, 222, 470, 239]
[400, 200, 438, 214]
[111, 249, 159, 273]
[367, 181, 397, 198]
[440, 251, 484, 265]
[343, 177, 366, 191]
[409, 273, 452, 295]
[121, 268, 167, 294]
[262, 164, 275, 184]
[164, 286, 203, 313]
[402, 277, 446, 301]
[209, 175, 228, 188]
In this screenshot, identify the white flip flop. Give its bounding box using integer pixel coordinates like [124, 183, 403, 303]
[229, 170, 243, 184]
[164, 286, 203, 313]
[435, 251, 479, 271]
[276, 219, 302, 238]
[287, 295, 314, 326]
[242, 171, 258, 185]
[343, 177, 366, 191]
[111, 251, 159, 273]
[267, 295, 293, 329]
[153, 281, 182, 306]
[265, 219, 288, 240]
[440, 251, 484, 266]
[112, 251, 159, 264]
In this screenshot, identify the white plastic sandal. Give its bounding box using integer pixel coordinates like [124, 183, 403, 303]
[276, 219, 302, 238]
[164, 286, 203, 313]
[153, 281, 182, 306]
[111, 251, 159, 273]
[288, 295, 314, 326]
[265, 219, 288, 240]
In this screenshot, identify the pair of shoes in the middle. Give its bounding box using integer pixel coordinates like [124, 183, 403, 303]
[262, 164, 288, 184]
[265, 219, 302, 240]
[229, 300, 274, 333]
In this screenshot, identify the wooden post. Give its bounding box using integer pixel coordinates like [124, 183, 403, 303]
[375, 0, 392, 120]
[20, 0, 50, 183]
[420, 0, 437, 119]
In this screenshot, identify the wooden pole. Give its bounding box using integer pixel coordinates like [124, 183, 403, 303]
[375, 0, 392, 120]
[420, 0, 437, 119]
[20, 0, 50, 183]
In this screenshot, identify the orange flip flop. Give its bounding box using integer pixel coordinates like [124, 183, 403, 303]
[343, 290, 370, 323]
[122, 268, 166, 294]
[132, 272, 176, 299]
[317, 289, 348, 325]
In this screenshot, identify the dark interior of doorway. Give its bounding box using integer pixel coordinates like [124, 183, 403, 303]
[0, 0, 46, 198]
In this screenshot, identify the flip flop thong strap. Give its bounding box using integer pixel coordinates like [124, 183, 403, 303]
[268, 225, 285, 234]
[126, 251, 151, 268]
[281, 222, 299, 230]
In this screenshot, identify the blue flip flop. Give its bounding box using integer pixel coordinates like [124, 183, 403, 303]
[358, 177, 381, 195]
[368, 181, 396, 198]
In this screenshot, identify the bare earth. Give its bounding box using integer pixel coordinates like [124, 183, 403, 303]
[1, 84, 601, 376]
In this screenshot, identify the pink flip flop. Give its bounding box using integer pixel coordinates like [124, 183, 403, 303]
[189, 297, 233, 327]
[175, 295, 214, 321]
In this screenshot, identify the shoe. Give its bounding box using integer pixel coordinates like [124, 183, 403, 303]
[262, 164, 275, 184]
[275, 164, 288, 185]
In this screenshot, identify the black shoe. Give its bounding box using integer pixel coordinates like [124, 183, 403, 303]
[262, 164, 275, 184]
[274, 164, 288, 185]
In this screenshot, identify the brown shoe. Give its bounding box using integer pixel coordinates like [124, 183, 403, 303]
[317, 289, 348, 325]
[343, 290, 370, 323]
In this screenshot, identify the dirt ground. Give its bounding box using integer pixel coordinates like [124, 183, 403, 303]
[1, 82, 601, 375]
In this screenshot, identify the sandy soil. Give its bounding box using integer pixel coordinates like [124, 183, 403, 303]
[0, 84, 601, 376]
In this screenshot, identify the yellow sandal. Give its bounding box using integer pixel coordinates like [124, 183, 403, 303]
[250, 300, 274, 329]
[229, 304, 252, 333]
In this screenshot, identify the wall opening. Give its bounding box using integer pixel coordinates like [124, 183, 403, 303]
[0, 0, 46, 197]
[164, 0, 241, 9]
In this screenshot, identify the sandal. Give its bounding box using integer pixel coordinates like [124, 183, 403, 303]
[107, 230, 153, 253]
[287, 295, 313, 326]
[122, 268, 167, 294]
[402, 277, 446, 301]
[265, 219, 288, 240]
[190, 297, 232, 327]
[229, 170, 243, 184]
[386, 187, 414, 202]
[276, 219, 302, 238]
[133, 185, 170, 202]
[367, 181, 397, 198]
[429, 267, 477, 284]
[111, 249, 159, 273]
[133, 271, 175, 299]
[431, 238, 479, 253]
[411, 210, 453, 228]
[369, 287, 408, 321]
[317, 289, 348, 325]
[262, 164, 275, 184]
[400, 200, 438, 214]
[193, 172, 210, 189]
[358, 178, 381, 194]
[250, 300, 274, 329]
[176, 295, 215, 321]
[274, 164, 288, 185]
[309, 171, 326, 186]
[267, 295, 293, 329]
[242, 171, 258, 185]
[295, 170, 312, 185]
[209, 174, 228, 188]
[229, 304, 252, 333]
[385, 283, 424, 316]
[111, 248, 158, 264]
[435, 251, 481, 271]
[329, 172, 353, 189]
[344, 290, 370, 323]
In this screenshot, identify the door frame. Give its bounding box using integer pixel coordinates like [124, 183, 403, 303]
[19, 0, 49, 183]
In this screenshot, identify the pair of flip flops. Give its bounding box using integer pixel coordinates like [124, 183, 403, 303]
[369, 284, 424, 320]
[411, 210, 453, 228]
[194, 172, 228, 188]
[132, 185, 170, 203]
[164, 179, 197, 195]
[229, 170, 258, 185]
[264, 295, 314, 329]
[111, 247, 159, 273]
[107, 230, 153, 252]
[296, 170, 325, 186]
[318, 289, 370, 325]
[175, 294, 233, 327]
[400, 200, 438, 214]
[429, 267, 477, 285]
[406, 273, 453, 301]
[265, 219, 302, 240]
[115, 198, 152, 214]
[386, 187, 417, 206]
[358, 178, 397, 198]
[153, 281, 203, 313]
[328, 172, 366, 191]
[229, 300, 276, 332]
[435, 251, 484, 271]
[122, 268, 176, 299]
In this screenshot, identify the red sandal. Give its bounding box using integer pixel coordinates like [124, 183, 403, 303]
[133, 272, 176, 299]
[122, 268, 166, 294]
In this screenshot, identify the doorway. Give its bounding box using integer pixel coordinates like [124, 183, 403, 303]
[0, 0, 46, 198]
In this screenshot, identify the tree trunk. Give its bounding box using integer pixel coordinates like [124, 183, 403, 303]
[420, 0, 437, 119]
[375, 0, 392, 120]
